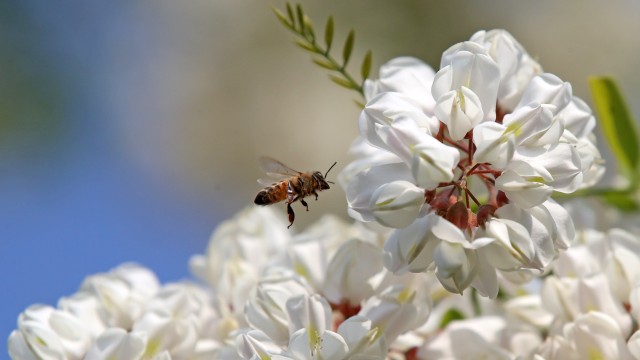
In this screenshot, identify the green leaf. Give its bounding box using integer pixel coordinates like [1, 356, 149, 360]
[439, 308, 465, 329]
[324, 16, 334, 52]
[330, 75, 357, 90]
[286, 2, 295, 26]
[361, 50, 372, 81]
[302, 16, 315, 41]
[354, 99, 365, 109]
[342, 29, 355, 67]
[601, 191, 639, 212]
[589, 76, 640, 178]
[295, 3, 305, 33]
[272, 7, 293, 28]
[295, 40, 316, 53]
[313, 58, 339, 71]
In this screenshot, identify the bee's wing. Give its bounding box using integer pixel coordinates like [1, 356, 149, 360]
[258, 156, 301, 177]
[257, 177, 279, 186]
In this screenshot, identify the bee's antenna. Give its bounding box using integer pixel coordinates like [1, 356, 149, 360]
[324, 162, 337, 178]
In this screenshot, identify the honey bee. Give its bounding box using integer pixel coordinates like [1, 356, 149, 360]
[254, 156, 337, 228]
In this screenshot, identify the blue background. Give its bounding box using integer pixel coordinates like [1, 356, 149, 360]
[0, 1, 223, 355]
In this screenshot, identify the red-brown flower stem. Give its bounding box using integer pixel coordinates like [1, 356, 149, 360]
[444, 138, 469, 152]
[469, 169, 502, 177]
[437, 181, 456, 188]
[466, 163, 483, 177]
[436, 122, 446, 142]
[464, 188, 471, 207]
[465, 188, 481, 207]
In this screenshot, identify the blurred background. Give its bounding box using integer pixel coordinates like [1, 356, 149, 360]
[2, 0, 639, 352]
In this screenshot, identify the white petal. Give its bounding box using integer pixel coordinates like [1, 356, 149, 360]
[558, 96, 596, 138]
[287, 328, 348, 360]
[472, 121, 514, 169]
[502, 103, 558, 147]
[285, 294, 332, 337]
[577, 274, 632, 338]
[85, 328, 147, 360]
[8, 331, 39, 360]
[495, 170, 553, 209]
[410, 137, 459, 189]
[471, 253, 499, 298]
[369, 56, 437, 114]
[346, 163, 414, 223]
[517, 73, 572, 112]
[627, 330, 640, 360]
[434, 87, 484, 141]
[568, 312, 635, 360]
[323, 239, 385, 304]
[237, 330, 283, 360]
[369, 180, 425, 228]
[360, 92, 431, 150]
[383, 215, 438, 274]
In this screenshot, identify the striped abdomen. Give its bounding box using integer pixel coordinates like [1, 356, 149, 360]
[254, 180, 289, 205]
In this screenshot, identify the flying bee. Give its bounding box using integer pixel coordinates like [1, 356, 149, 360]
[254, 156, 337, 228]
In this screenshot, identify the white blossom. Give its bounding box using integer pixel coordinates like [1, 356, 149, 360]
[344, 29, 604, 296]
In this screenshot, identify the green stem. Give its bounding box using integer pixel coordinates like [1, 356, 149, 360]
[553, 185, 636, 200]
[282, 22, 365, 98]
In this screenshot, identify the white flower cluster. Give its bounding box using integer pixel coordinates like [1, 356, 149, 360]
[9, 264, 226, 360]
[341, 29, 604, 298]
[414, 227, 640, 359]
[192, 207, 433, 359]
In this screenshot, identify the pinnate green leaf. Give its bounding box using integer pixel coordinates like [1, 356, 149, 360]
[330, 75, 357, 90]
[313, 58, 339, 71]
[302, 16, 315, 40]
[286, 3, 295, 26]
[324, 16, 334, 52]
[272, 7, 292, 28]
[342, 29, 355, 66]
[295, 40, 316, 53]
[361, 50, 372, 80]
[295, 3, 305, 33]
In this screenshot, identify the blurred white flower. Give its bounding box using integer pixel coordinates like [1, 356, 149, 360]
[245, 273, 312, 345]
[420, 316, 514, 359]
[78, 263, 160, 330]
[8, 264, 228, 360]
[343, 29, 603, 297]
[83, 328, 147, 360]
[8, 305, 92, 360]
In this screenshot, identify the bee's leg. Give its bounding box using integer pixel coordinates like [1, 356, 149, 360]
[313, 191, 319, 200]
[300, 199, 309, 211]
[287, 203, 295, 229]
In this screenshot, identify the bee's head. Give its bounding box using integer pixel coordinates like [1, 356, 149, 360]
[313, 171, 331, 190]
[315, 161, 337, 190]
